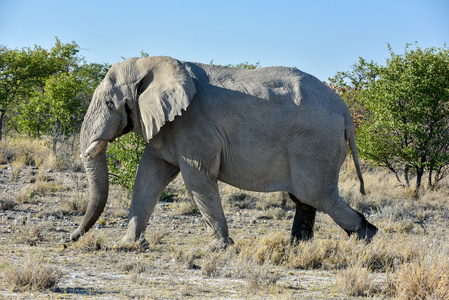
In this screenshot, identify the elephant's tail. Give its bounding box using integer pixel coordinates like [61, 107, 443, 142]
[347, 127, 366, 195]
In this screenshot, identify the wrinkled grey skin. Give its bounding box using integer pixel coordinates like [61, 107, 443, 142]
[71, 56, 377, 249]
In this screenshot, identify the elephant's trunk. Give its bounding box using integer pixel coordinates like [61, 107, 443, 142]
[70, 148, 109, 241]
[70, 117, 110, 241]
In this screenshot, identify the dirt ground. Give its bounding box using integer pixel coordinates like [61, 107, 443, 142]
[1, 161, 448, 299]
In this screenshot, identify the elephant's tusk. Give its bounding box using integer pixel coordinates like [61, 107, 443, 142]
[83, 140, 108, 159]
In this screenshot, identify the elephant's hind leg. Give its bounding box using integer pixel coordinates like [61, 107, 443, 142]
[179, 159, 233, 250]
[289, 193, 317, 243]
[121, 148, 179, 247]
[320, 190, 378, 243]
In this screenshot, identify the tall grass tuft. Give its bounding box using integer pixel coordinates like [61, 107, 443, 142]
[3, 256, 62, 291]
[336, 263, 376, 297]
[391, 245, 449, 299]
[233, 256, 279, 292]
[73, 231, 107, 252]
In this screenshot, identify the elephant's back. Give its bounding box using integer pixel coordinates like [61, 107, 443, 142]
[183, 61, 345, 111]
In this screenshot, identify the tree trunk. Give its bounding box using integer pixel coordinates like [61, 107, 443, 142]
[0, 109, 5, 141]
[52, 121, 60, 155]
[404, 165, 410, 187]
[415, 168, 424, 198]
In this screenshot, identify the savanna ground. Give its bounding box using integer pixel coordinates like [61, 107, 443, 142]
[1, 137, 448, 299]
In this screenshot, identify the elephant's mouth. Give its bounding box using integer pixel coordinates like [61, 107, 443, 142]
[83, 139, 108, 159]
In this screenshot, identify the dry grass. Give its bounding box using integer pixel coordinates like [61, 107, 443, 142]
[0, 136, 82, 174]
[173, 246, 198, 269]
[336, 264, 377, 297]
[0, 137, 51, 168]
[233, 256, 279, 291]
[3, 256, 62, 291]
[34, 180, 67, 196]
[170, 199, 199, 216]
[15, 186, 38, 203]
[119, 259, 148, 274]
[146, 226, 169, 245]
[201, 252, 227, 277]
[73, 231, 107, 252]
[0, 199, 17, 210]
[389, 244, 449, 299]
[15, 221, 51, 244]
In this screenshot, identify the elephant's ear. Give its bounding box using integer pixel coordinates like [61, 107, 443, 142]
[135, 56, 196, 142]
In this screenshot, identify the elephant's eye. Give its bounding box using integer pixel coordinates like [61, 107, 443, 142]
[106, 99, 114, 110]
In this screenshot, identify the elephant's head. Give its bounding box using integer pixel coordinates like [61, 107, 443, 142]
[70, 56, 196, 241]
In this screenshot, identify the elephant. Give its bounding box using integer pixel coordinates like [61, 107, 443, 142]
[71, 56, 378, 249]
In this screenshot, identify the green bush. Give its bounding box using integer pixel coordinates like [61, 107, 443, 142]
[107, 132, 145, 192]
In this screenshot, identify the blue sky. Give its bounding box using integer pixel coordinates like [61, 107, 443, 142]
[1, 0, 448, 81]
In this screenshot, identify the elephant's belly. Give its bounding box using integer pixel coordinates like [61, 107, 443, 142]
[217, 151, 291, 193]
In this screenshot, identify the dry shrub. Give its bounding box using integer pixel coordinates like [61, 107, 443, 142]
[129, 272, 148, 286]
[237, 233, 346, 270]
[255, 192, 294, 210]
[0, 153, 7, 165]
[11, 153, 28, 170]
[3, 256, 62, 291]
[1, 137, 51, 167]
[60, 197, 87, 215]
[119, 260, 148, 273]
[233, 256, 279, 291]
[226, 192, 254, 209]
[16, 221, 50, 244]
[336, 264, 376, 297]
[173, 247, 197, 269]
[286, 233, 419, 272]
[171, 200, 199, 216]
[34, 181, 67, 196]
[202, 252, 226, 277]
[333, 234, 421, 272]
[260, 207, 287, 220]
[74, 231, 107, 251]
[254, 234, 289, 265]
[288, 239, 341, 270]
[15, 186, 37, 203]
[146, 227, 168, 245]
[0, 199, 17, 210]
[391, 247, 449, 300]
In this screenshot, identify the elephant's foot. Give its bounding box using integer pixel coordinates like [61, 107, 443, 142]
[70, 228, 84, 241]
[115, 235, 149, 251]
[209, 237, 234, 251]
[290, 230, 314, 244]
[346, 212, 378, 243]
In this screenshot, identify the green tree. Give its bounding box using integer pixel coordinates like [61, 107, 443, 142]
[225, 61, 261, 69]
[0, 38, 80, 140]
[325, 57, 379, 131]
[357, 44, 449, 195]
[0, 45, 51, 139]
[16, 72, 82, 153]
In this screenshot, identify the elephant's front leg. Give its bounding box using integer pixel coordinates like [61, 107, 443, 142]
[120, 148, 179, 247]
[179, 160, 233, 250]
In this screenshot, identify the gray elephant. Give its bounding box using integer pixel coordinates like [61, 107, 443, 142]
[71, 56, 377, 249]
